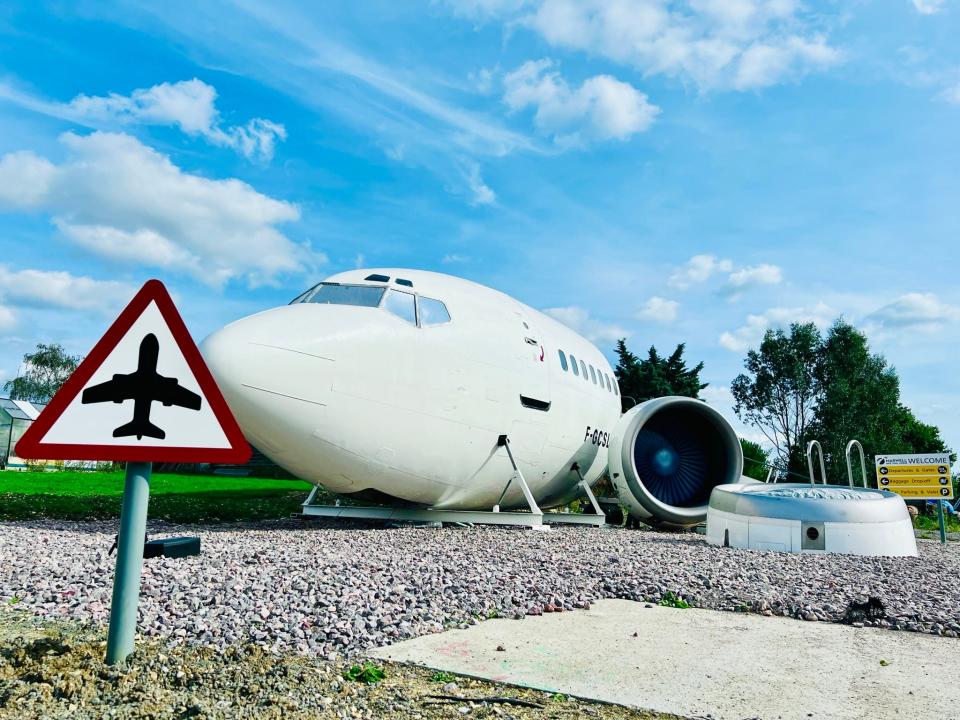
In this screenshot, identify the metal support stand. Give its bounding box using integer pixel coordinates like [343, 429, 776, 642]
[571, 463, 604, 516]
[106, 461, 152, 665]
[937, 501, 947, 545]
[300, 435, 605, 528]
[493, 435, 541, 516]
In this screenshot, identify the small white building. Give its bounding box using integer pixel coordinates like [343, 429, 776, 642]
[0, 397, 47, 470]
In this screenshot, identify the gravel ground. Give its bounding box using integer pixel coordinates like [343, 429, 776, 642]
[1, 519, 958, 662]
[0, 613, 674, 720]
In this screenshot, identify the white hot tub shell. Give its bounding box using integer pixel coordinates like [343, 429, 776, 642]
[706, 483, 918, 557]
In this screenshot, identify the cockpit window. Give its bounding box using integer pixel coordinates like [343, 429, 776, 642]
[300, 283, 385, 307]
[289, 286, 315, 304]
[419, 297, 451, 325]
[365, 274, 390, 282]
[383, 289, 417, 324]
[395, 278, 413, 287]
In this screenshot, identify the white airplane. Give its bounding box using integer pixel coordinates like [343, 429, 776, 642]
[201, 269, 742, 526]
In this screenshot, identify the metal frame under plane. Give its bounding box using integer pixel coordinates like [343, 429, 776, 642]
[299, 435, 608, 529]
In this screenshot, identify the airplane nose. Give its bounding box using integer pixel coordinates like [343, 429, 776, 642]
[201, 307, 335, 453]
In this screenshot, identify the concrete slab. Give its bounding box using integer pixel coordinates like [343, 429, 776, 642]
[370, 600, 959, 720]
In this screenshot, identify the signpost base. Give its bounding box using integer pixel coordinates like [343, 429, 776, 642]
[937, 501, 947, 545]
[105, 461, 152, 665]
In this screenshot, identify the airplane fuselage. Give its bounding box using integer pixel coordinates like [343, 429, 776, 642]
[202, 269, 622, 510]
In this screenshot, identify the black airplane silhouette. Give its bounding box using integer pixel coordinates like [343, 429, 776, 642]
[81, 333, 202, 440]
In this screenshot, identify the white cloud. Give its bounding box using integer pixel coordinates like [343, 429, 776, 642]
[0, 304, 15, 331]
[668, 254, 733, 289]
[464, 163, 496, 205]
[733, 35, 839, 90]
[0, 151, 57, 208]
[669, 255, 783, 296]
[441, 254, 471, 263]
[503, 59, 659, 142]
[636, 296, 679, 323]
[459, 0, 842, 91]
[700, 384, 734, 407]
[940, 79, 960, 105]
[911, 0, 946, 14]
[543, 305, 628, 344]
[444, 0, 533, 19]
[470, 67, 498, 94]
[0, 132, 311, 287]
[866, 293, 960, 332]
[2, 79, 286, 161]
[719, 302, 835, 352]
[0, 266, 135, 314]
[722, 263, 783, 297]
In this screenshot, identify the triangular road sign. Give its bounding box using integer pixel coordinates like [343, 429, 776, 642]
[17, 279, 252, 463]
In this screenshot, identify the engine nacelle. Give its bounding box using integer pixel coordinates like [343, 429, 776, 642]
[608, 396, 743, 528]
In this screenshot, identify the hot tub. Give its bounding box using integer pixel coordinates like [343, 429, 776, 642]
[706, 483, 917, 557]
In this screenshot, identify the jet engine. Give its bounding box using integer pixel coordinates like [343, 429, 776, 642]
[607, 396, 743, 528]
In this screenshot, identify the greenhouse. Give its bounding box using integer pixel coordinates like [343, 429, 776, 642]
[0, 397, 46, 470]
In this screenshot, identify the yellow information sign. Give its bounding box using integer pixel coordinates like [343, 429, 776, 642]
[875, 453, 954, 500]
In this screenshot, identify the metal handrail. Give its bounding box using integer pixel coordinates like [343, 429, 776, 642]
[845, 439, 867, 489]
[806, 440, 827, 486]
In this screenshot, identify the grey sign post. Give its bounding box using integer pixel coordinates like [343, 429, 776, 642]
[105, 461, 153, 665]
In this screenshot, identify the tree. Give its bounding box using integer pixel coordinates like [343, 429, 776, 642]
[3, 344, 81, 404]
[809, 321, 952, 484]
[809, 321, 902, 484]
[731, 323, 821, 474]
[733, 319, 952, 482]
[740, 438, 771, 481]
[614, 339, 707, 412]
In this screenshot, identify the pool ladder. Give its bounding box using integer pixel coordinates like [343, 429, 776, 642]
[805, 439, 870, 488]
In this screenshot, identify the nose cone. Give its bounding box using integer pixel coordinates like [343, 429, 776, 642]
[201, 306, 337, 455]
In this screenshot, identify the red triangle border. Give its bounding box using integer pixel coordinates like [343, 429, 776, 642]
[16, 279, 252, 464]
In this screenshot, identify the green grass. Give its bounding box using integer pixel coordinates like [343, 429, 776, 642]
[913, 513, 960, 534]
[430, 671, 456, 683]
[0, 470, 315, 524]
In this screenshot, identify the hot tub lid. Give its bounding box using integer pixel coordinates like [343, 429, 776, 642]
[709, 483, 909, 523]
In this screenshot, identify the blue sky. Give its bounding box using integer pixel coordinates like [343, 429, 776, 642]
[0, 0, 958, 454]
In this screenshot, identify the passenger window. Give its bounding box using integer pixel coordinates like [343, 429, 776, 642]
[419, 296, 451, 325]
[580, 360, 588, 380]
[570, 355, 579, 376]
[383, 289, 417, 324]
[558, 350, 568, 371]
[589, 365, 597, 384]
[613, 378, 619, 395]
[605, 374, 612, 391]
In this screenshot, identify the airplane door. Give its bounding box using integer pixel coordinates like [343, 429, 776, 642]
[514, 312, 550, 407]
